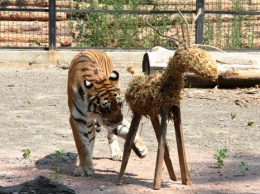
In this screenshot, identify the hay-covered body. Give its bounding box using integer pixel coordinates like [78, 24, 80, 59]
[125, 72, 183, 117]
[125, 47, 218, 119]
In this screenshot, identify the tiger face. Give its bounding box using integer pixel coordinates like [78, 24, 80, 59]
[82, 71, 123, 127]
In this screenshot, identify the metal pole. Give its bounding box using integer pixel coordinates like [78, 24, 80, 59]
[49, 0, 56, 50]
[195, 0, 204, 44]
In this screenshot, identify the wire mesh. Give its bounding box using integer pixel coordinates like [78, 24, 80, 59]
[0, 0, 50, 48]
[204, 0, 260, 49]
[0, 0, 259, 49]
[0, 11, 49, 48]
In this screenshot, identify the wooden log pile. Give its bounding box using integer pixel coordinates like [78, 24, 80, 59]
[0, 0, 73, 47]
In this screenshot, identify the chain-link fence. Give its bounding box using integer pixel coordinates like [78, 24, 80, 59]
[0, 0, 259, 50]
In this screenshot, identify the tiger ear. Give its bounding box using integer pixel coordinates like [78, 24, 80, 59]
[109, 71, 119, 85]
[84, 80, 94, 89]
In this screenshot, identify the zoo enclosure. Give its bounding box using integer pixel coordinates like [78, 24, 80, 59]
[0, 0, 260, 50]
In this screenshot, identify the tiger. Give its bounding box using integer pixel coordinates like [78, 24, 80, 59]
[67, 49, 147, 176]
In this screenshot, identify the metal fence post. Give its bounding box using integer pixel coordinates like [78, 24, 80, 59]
[195, 0, 204, 44]
[49, 0, 56, 50]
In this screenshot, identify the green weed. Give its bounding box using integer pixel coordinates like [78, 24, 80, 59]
[29, 60, 36, 66]
[239, 161, 249, 175]
[213, 148, 228, 167]
[22, 149, 31, 158]
[48, 167, 62, 183]
[247, 120, 254, 126]
[48, 150, 68, 183]
[27, 99, 32, 104]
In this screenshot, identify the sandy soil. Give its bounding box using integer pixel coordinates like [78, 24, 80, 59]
[0, 62, 259, 194]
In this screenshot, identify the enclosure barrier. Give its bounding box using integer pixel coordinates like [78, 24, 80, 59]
[0, 0, 259, 50]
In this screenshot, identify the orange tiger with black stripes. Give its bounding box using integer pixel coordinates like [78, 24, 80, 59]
[68, 49, 147, 176]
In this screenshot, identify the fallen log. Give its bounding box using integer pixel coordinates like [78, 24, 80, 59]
[0, 12, 67, 21]
[0, 41, 69, 48]
[218, 69, 260, 88]
[0, 33, 48, 43]
[0, 0, 73, 8]
[0, 33, 72, 45]
[142, 46, 260, 88]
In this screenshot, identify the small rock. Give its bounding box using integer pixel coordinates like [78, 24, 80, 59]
[99, 185, 105, 191]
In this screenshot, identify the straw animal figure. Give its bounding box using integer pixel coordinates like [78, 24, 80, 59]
[125, 8, 219, 119]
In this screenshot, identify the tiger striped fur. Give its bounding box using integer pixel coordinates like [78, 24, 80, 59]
[67, 49, 147, 176]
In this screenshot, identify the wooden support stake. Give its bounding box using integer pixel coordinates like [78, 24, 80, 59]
[117, 112, 142, 185]
[150, 114, 177, 181]
[153, 108, 169, 190]
[172, 105, 191, 185]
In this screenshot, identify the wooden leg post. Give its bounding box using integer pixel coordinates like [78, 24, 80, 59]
[150, 114, 177, 182]
[117, 112, 142, 185]
[153, 108, 168, 190]
[172, 105, 191, 185]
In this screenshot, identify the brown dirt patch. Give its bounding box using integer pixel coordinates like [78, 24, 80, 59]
[0, 63, 259, 194]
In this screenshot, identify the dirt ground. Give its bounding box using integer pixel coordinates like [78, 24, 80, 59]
[0, 62, 259, 194]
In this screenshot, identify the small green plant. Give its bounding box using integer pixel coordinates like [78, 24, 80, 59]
[27, 99, 32, 104]
[51, 150, 68, 162]
[189, 167, 195, 173]
[213, 148, 228, 167]
[247, 120, 254, 126]
[22, 149, 31, 158]
[231, 112, 236, 120]
[239, 161, 249, 175]
[29, 60, 36, 66]
[49, 167, 62, 182]
[48, 150, 68, 183]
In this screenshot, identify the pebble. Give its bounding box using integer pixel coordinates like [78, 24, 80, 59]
[99, 185, 105, 191]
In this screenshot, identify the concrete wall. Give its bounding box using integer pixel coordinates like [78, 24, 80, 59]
[1, 49, 259, 67]
[0, 50, 146, 66]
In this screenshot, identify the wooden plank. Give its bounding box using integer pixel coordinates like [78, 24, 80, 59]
[150, 115, 177, 182]
[153, 108, 169, 190]
[172, 105, 191, 186]
[117, 113, 142, 185]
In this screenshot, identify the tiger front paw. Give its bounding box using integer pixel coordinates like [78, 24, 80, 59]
[74, 165, 94, 176]
[111, 150, 123, 161]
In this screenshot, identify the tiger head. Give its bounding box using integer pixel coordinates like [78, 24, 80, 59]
[83, 71, 123, 128]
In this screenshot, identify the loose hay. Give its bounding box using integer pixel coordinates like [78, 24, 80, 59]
[125, 47, 218, 119]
